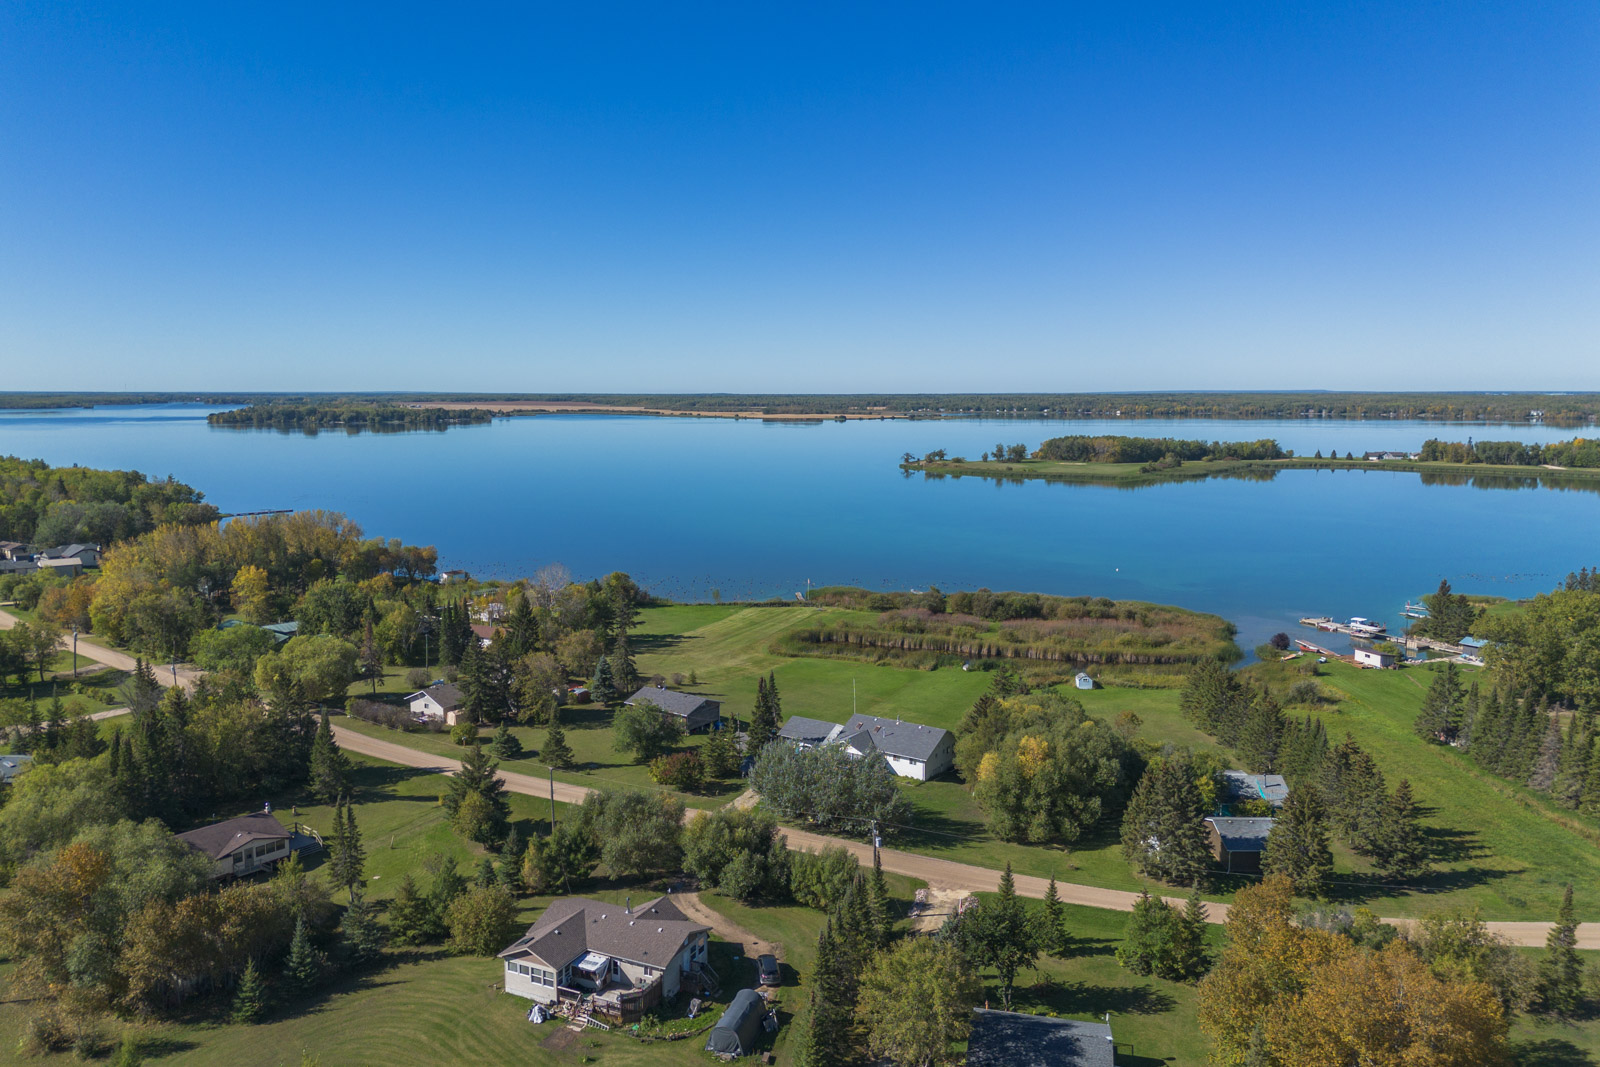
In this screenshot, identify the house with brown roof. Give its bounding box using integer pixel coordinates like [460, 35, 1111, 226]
[499, 895, 712, 1024]
[176, 811, 292, 879]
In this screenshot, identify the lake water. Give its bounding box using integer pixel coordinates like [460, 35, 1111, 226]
[2, 404, 1596, 652]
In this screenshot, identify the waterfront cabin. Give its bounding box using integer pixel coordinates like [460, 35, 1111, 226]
[1353, 647, 1396, 669]
[406, 682, 466, 725]
[176, 811, 292, 879]
[624, 686, 723, 733]
[837, 714, 955, 781]
[1074, 671, 1095, 690]
[966, 1009, 1115, 1067]
[1205, 816, 1274, 873]
[776, 716, 846, 751]
[499, 895, 712, 1026]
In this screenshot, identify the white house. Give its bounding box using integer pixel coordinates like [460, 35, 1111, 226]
[499, 896, 711, 1021]
[406, 682, 465, 724]
[1353, 648, 1395, 669]
[175, 811, 292, 880]
[836, 714, 955, 781]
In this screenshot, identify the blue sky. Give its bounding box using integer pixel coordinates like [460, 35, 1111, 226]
[2, 3, 1596, 391]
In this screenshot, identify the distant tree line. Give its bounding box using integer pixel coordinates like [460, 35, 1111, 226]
[207, 404, 494, 434]
[1032, 435, 1289, 463]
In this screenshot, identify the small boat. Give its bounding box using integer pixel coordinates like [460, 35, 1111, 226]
[1401, 601, 1429, 619]
[1348, 617, 1387, 636]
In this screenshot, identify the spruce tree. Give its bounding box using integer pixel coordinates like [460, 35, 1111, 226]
[387, 873, 434, 945]
[490, 719, 524, 761]
[308, 710, 349, 804]
[1458, 681, 1483, 750]
[1116, 890, 1178, 976]
[1414, 664, 1463, 743]
[799, 921, 856, 1067]
[284, 917, 322, 991]
[443, 741, 510, 838]
[1539, 884, 1585, 1017]
[590, 655, 618, 706]
[1261, 788, 1334, 898]
[542, 711, 575, 769]
[700, 727, 739, 779]
[767, 670, 783, 726]
[1375, 779, 1429, 880]
[1167, 884, 1211, 981]
[1121, 754, 1212, 885]
[341, 896, 385, 966]
[746, 676, 777, 752]
[1042, 876, 1065, 956]
[611, 626, 638, 695]
[967, 863, 1041, 1011]
[1529, 712, 1565, 791]
[866, 850, 890, 949]
[1236, 692, 1285, 773]
[475, 854, 498, 888]
[498, 826, 523, 890]
[232, 958, 269, 1023]
[337, 802, 366, 895]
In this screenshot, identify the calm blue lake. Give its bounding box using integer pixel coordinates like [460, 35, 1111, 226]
[3, 404, 1595, 651]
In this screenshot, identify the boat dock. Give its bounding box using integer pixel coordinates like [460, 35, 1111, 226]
[1298, 617, 1389, 639]
[1293, 639, 1352, 663]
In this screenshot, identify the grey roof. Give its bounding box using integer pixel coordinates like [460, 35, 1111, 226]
[966, 1010, 1114, 1067]
[499, 895, 708, 973]
[408, 682, 464, 710]
[1222, 771, 1289, 806]
[46, 543, 99, 558]
[176, 811, 290, 860]
[838, 714, 950, 762]
[0, 753, 33, 784]
[0, 560, 37, 574]
[776, 716, 843, 746]
[1206, 816, 1276, 853]
[624, 686, 720, 719]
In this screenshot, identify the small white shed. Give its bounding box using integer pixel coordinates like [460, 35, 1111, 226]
[1354, 648, 1395, 669]
[1074, 672, 1095, 690]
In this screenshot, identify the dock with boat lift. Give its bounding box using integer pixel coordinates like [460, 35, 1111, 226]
[1298, 617, 1390, 639]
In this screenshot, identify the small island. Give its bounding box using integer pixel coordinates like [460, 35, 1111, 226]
[901, 434, 1600, 489]
[207, 403, 496, 434]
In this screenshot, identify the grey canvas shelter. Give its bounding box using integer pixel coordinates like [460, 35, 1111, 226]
[624, 685, 723, 732]
[705, 988, 766, 1057]
[966, 1009, 1114, 1067]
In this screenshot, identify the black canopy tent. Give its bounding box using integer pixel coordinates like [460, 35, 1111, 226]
[705, 989, 766, 1057]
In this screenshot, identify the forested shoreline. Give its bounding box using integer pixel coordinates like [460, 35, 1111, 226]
[206, 404, 495, 434]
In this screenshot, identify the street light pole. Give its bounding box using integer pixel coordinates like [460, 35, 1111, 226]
[71, 626, 78, 678]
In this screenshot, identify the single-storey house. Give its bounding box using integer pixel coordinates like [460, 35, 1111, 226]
[0, 541, 31, 561]
[776, 716, 845, 751]
[624, 686, 723, 733]
[966, 1009, 1114, 1067]
[1221, 770, 1289, 809]
[44, 543, 101, 567]
[35, 557, 83, 577]
[0, 559, 37, 575]
[407, 682, 465, 725]
[1074, 671, 1096, 690]
[470, 623, 499, 648]
[0, 753, 33, 785]
[705, 988, 770, 1058]
[1205, 816, 1275, 873]
[176, 811, 292, 879]
[440, 569, 470, 584]
[499, 895, 711, 1025]
[837, 714, 955, 781]
[1354, 647, 1396, 669]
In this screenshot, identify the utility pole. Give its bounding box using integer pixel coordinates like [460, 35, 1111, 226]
[871, 820, 881, 868]
[549, 766, 557, 830]
[71, 625, 78, 678]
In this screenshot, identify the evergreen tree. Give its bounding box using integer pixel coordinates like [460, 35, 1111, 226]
[1529, 710, 1565, 791]
[358, 621, 383, 694]
[1375, 779, 1429, 880]
[866, 850, 890, 949]
[1236, 692, 1285, 773]
[590, 655, 618, 706]
[1167, 884, 1212, 981]
[1121, 754, 1213, 885]
[700, 727, 739, 779]
[1551, 716, 1592, 809]
[1471, 690, 1508, 772]
[387, 873, 435, 946]
[341, 896, 386, 965]
[964, 863, 1042, 1010]
[1539, 884, 1586, 1017]
[1116, 890, 1179, 976]
[746, 676, 778, 752]
[797, 920, 856, 1067]
[767, 670, 783, 725]
[439, 600, 469, 666]
[474, 854, 497, 888]
[498, 826, 523, 890]
[1261, 788, 1334, 897]
[1279, 715, 1329, 787]
[610, 626, 638, 695]
[1458, 681, 1483, 749]
[490, 719, 524, 761]
[1042, 876, 1066, 956]
[284, 917, 322, 990]
[333, 802, 366, 896]
[542, 710, 575, 769]
[1181, 660, 1247, 743]
[1413, 663, 1463, 743]
[308, 709, 349, 804]
[231, 958, 269, 1023]
[505, 593, 538, 658]
[443, 742, 510, 841]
